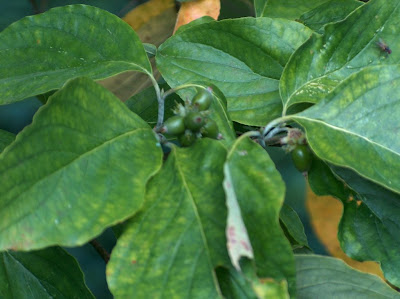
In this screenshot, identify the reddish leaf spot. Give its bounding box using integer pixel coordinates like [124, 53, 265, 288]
[240, 240, 250, 251]
[228, 226, 235, 238]
[131, 260, 137, 264]
[37, 39, 41, 44]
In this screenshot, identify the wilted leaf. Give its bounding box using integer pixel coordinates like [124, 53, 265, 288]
[123, 0, 175, 31]
[224, 136, 295, 295]
[174, 0, 220, 32]
[99, 0, 177, 101]
[333, 166, 400, 286]
[306, 185, 384, 279]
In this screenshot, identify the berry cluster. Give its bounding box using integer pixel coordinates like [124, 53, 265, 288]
[160, 88, 221, 147]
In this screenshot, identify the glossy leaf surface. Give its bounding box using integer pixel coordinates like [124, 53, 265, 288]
[0, 5, 152, 105]
[334, 166, 400, 286]
[157, 17, 312, 125]
[292, 65, 400, 194]
[258, 0, 330, 19]
[199, 83, 236, 147]
[295, 254, 400, 298]
[224, 136, 295, 294]
[0, 129, 14, 152]
[107, 140, 229, 298]
[280, 204, 309, 251]
[218, 260, 290, 299]
[307, 158, 349, 200]
[0, 77, 163, 250]
[0, 247, 93, 298]
[281, 0, 400, 111]
[299, 0, 363, 33]
[125, 83, 182, 125]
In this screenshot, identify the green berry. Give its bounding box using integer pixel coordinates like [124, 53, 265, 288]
[192, 88, 213, 111]
[201, 119, 219, 139]
[178, 130, 196, 147]
[161, 116, 185, 136]
[184, 112, 205, 132]
[291, 144, 313, 172]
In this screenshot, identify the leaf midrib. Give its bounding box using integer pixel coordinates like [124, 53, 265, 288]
[173, 149, 223, 297]
[0, 128, 151, 233]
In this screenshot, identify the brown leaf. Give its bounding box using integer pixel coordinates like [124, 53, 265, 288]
[123, 0, 175, 32]
[98, 0, 177, 101]
[174, 0, 221, 33]
[306, 183, 384, 279]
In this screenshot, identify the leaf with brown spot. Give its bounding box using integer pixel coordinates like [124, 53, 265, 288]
[174, 0, 220, 33]
[306, 184, 384, 279]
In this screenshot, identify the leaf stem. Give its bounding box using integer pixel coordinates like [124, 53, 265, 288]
[147, 73, 164, 129]
[89, 239, 110, 264]
[262, 116, 292, 138]
[150, 80, 208, 130]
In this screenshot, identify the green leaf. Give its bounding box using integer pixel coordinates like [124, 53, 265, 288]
[299, 0, 363, 33]
[307, 157, 349, 200]
[0, 4, 152, 105]
[125, 83, 182, 125]
[0, 129, 14, 152]
[340, 200, 400, 288]
[175, 16, 215, 35]
[333, 166, 400, 286]
[259, 0, 330, 20]
[156, 17, 312, 126]
[224, 136, 295, 295]
[197, 83, 236, 147]
[281, 0, 400, 112]
[253, 0, 267, 17]
[295, 254, 400, 298]
[279, 204, 310, 251]
[291, 65, 400, 194]
[107, 139, 229, 298]
[217, 260, 290, 299]
[0, 247, 94, 298]
[216, 266, 259, 299]
[0, 77, 163, 251]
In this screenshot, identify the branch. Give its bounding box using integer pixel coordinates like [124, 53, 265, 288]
[89, 239, 110, 264]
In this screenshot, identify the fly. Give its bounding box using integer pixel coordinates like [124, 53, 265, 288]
[377, 38, 392, 54]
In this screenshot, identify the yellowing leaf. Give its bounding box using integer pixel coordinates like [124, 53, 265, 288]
[174, 0, 220, 33]
[123, 0, 175, 31]
[306, 184, 384, 279]
[99, 0, 177, 101]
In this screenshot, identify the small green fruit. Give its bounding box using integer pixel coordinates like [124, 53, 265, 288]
[201, 119, 219, 139]
[291, 144, 313, 172]
[161, 116, 185, 136]
[192, 88, 213, 111]
[184, 112, 205, 132]
[178, 130, 196, 147]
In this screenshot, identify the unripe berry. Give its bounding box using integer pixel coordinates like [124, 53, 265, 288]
[201, 119, 219, 139]
[184, 112, 205, 132]
[192, 88, 213, 111]
[161, 116, 185, 136]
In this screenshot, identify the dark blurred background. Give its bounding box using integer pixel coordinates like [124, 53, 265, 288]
[0, 1, 325, 298]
